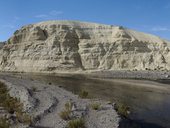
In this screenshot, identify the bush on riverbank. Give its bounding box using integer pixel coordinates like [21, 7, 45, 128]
[59, 101, 73, 120]
[0, 82, 32, 126]
[67, 118, 85, 128]
[78, 90, 88, 99]
[114, 102, 130, 118]
[0, 118, 10, 128]
[90, 103, 101, 110]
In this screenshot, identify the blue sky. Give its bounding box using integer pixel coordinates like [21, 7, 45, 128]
[0, 0, 170, 41]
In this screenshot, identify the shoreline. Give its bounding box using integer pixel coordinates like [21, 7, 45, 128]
[0, 72, 170, 127]
[1, 70, 170, 80]
[0, 74, 120, 128]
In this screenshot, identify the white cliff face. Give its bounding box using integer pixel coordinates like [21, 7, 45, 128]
[0, 20, 170, 73]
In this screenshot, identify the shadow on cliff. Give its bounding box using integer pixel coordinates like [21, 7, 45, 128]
[119, 118, 166, 128]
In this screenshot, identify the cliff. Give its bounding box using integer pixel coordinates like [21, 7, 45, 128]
[0, 20, 170, 73]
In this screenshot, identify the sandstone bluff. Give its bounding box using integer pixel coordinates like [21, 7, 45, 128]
[0, 20, 170, 73]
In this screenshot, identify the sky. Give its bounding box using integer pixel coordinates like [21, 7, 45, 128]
[0, 0, 170, 41]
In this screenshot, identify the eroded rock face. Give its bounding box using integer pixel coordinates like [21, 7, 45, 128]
[0, 20, 170, 73]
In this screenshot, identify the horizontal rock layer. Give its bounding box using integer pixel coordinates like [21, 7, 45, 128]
[0, 20, 170, 73]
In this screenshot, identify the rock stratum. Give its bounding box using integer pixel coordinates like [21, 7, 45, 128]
[0, 20, 170, 73]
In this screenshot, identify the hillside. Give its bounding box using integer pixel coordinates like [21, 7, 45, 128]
[0, 20, 170, 73]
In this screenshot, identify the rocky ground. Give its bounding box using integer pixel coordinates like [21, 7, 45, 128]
[0, 74, 120, 128]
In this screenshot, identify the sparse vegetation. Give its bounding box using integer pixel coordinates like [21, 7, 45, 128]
[59, 102, 86, 127]
[65, 102, 73, 111]
[0, 82, 23, 114]
[114, 102, 130, 118]
[0, 118, 10, 128]
[67, 118, 85, 128]
[0, 82, 32, 126]
[3, 96, 23, 114]
[90, 103, 101, 110]
[107, 100, 113, 105]
[15, 112, 32, 124]
[59, 109, 71, 120]
[78, 90, 88, 99]
[59, 101, 73, 120]
[31, 86, 37, 92]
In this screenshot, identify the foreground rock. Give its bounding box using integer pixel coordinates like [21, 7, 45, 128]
[0, 20, 170, 73]
[0, 75, 120, 128]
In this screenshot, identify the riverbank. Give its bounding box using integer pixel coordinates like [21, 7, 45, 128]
[88, 70, 170, 80]
[0, 74, 120, 128]
[1, 70, 170, 80]
[0, 71, 170, 128]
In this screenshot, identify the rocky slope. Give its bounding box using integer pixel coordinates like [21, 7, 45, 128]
[0, 20, 170, 73]
[0, 42, 5, 49]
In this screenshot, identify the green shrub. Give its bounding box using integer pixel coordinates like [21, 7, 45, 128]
[59, 101, 73, 120]
[31, 86, 37, 92]
[0, 82, 23, 114]
[90, 103, 101, 110]
[78, 90, 88, 99]
[0, 118, 10, 128]
[16, 112, 32, 125]
[67, 118, 85, 128]
[0, 82, 8, 105]
[3, 96, 23, 114]
[65, 102, 73, 111]
[59, 109, 71, 120]
[114, 103, 130, 118]
[0, 82, 32, 125]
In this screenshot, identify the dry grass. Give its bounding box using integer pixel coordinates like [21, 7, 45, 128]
[16, 112, 32, 125]
[78, 90, 88, 99]
[0, 82, 32, 126]
[0, 118, 10, 128]
[59, 101, 86, 127]
[59, 109, 71, 120]
[59, 101, 73, 120]
[67, 118, 85, 128]
[90, 103, 101, 110]
[31, 86, 37, 92]
[114, 102, 130, 118]
[65, 102, 73, 111]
